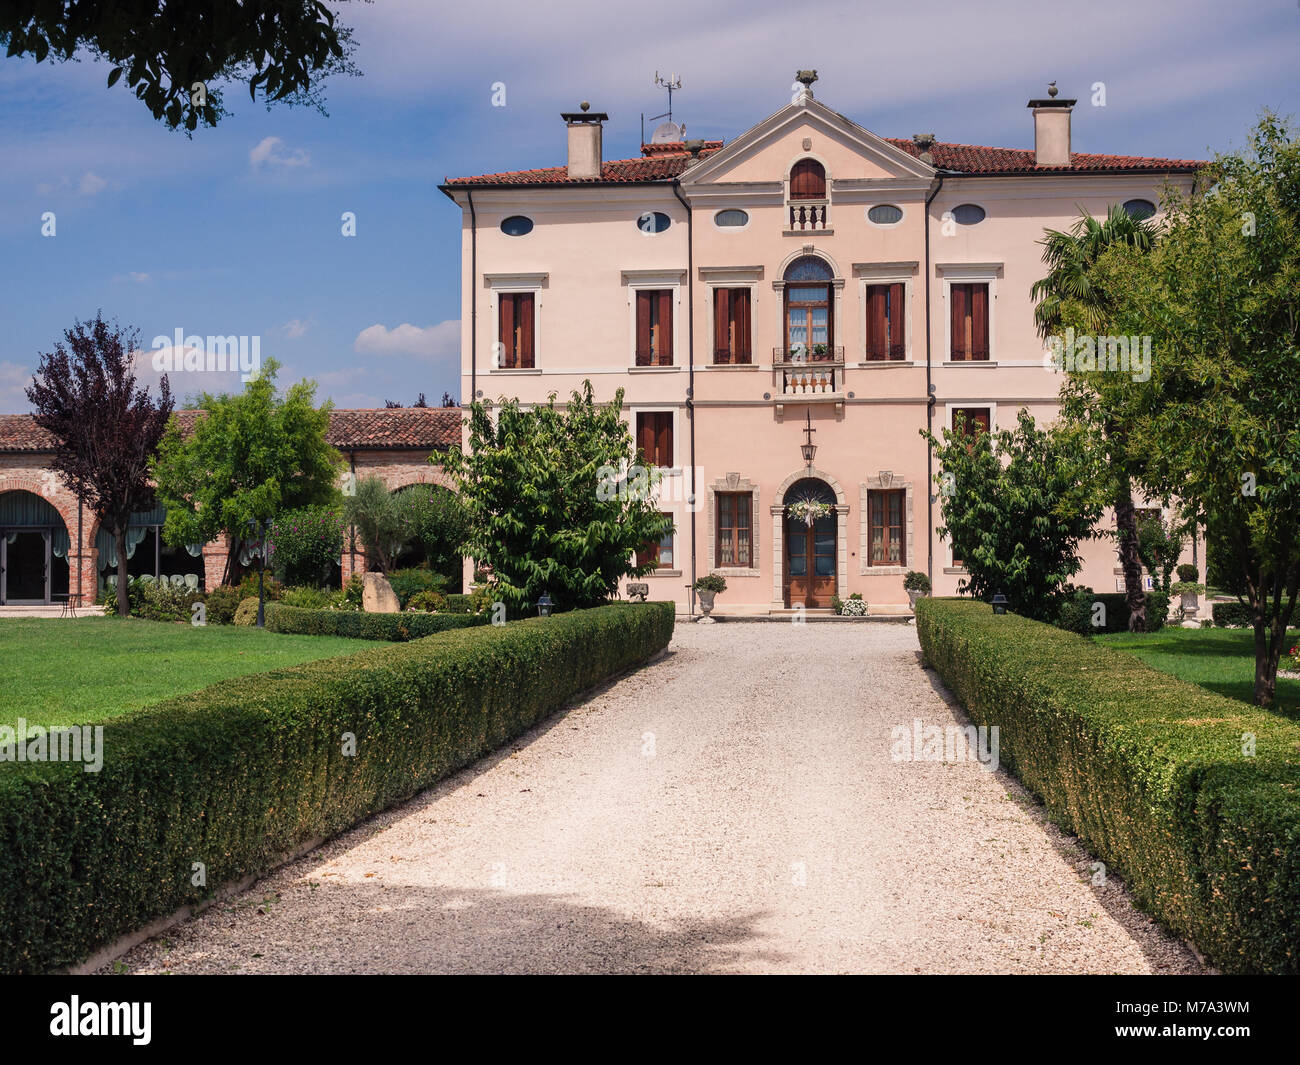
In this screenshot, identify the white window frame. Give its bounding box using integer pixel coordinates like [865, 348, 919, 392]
[938, 264, 1001, 364]
[704, 281, 759, 366]
[622, 270, 685, 371]
[855, 270, 914, 364]
[484, 272, 546, 373]
[630, 405, 682, 478]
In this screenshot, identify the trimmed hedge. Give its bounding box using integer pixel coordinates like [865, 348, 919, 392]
[262, 602, 486, 641]
[0, 602, 674, 973]
[916, 597, 1300, 974]
[1213, 601, 1254, 628]
[1057, 588, 1169, 634]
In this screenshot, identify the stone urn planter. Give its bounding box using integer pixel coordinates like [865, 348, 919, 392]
[1173, 573, 1205, 624]
[1179, 589, 1200, 621]
[693, 573, 727, 624]
[908, 588, 929, 610]
[903, 570, 931, 613]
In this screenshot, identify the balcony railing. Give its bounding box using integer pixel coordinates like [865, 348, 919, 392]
[773, 346, 844, 364]
[788, 199, 829, 231]
[779, 364, 840, 395]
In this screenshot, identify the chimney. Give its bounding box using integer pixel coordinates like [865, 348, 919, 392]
[561, 101, 608, 180]
[1027, 82, 1075, 167]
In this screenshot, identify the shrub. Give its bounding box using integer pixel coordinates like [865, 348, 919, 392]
[280, 586, 335, 610]
[442, 593, 474, 614]
[1214, 601, 1254, 628]
[262, 602, 486, 641]
[694, 574, 727, 594]
[916, 597, 1300, 973]
[0, 603, 674, 972]
[903, 571, 931, 592]
[839, 594, 869, 617]
[1177, 563, 1199, 583]
[100, 576, 148, 617]
[269, 505, 344, 587]
[405, 589, 447, 613]
[1056, 588, 1169, 634]
[203, 585, 243, 625]
[386, 568, 448, 609]
[332, 574, 364, 612]
[233, 597, 262, 626]
[138, 582, 204, 623]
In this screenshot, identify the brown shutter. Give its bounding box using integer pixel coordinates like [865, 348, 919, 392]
[735, 289, 751, 363]
[889, 282, 905, 359]
[636, 413, 653, 465]
[518, 292, 534, 368]
[636, 291, 652, 365]
[790, 159, 826, 199]
[499, 294, 515, 367]
[658, 413, 673, 468]
[714, 288, 730, 363]
[950, 283, 967, 360]
[971, 284, 989, 360]
[658, 290, 673, 364]
[868, 285, 887, 359]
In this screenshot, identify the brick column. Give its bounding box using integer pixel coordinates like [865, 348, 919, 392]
[203, 534, 230, 591]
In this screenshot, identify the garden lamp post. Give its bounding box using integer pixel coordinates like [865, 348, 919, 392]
[537, 592, 553, 617]
[247, 517, 273, 628]
[991, 592, 1008, 615]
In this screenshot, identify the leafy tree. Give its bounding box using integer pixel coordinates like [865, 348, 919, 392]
[26, 313, 173, 617]
[1086, 114, 1300, 706]
[923, 410, 1105, 623]
[402, 485, 472, 589]
[1135, 508, 1190, 595]
[343, 476, 413, 575]
[268, 505, 344, 587]
[0, 0, 362, 132]
[444, 382, 673, 615]
[1033, 203, 1160, 631]
[152, 359, 342, 583]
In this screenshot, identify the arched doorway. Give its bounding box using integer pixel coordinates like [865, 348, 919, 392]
[783, 477, 837, 608]
[0, 490, 70, 605]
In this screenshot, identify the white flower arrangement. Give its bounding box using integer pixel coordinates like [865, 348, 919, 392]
[839, 597, 869, 616]
[788, 498, 832, 527]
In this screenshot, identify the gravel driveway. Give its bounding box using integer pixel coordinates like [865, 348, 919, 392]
[111, 621, 1204, 975]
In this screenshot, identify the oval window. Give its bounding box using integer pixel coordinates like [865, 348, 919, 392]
[500, 215, 533, 236]
[1122, 198, 1157, 220]
[868, 204, 903, 225]
[950, 203, 986, 225]
[714, 209, 749, 228]
[637, 211, 672, 234]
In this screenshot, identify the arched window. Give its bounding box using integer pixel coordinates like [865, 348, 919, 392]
[789, 158, 826, 200]
[783, 256, 834, 359]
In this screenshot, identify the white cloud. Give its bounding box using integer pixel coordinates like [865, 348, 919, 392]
[353, 320, 459, 361]
[249, 136, 310, 170]
[282, 318, 311, 339]
[77, 171, 107, 196]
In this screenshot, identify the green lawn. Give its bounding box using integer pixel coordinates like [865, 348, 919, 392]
[0, 617, 369, 731]
[1096, 626, 1300, 718]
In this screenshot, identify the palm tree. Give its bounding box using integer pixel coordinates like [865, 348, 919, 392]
[1032, 204, 1158, 632]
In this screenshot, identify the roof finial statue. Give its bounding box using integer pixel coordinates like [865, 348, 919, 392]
[1047, 81, 1058, 98]
[796, 69, 818, 95]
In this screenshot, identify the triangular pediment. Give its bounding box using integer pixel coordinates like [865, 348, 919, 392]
[679, 95, 934, 188]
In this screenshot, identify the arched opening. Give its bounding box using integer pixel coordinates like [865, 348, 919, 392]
[385, 483, 465, 592]
[95, 504, 205, 596]
[783, 255, 835, 359]
[783, 477, 837, 608]
[789, 158, 826, 199]
[0, 490, 70, 605]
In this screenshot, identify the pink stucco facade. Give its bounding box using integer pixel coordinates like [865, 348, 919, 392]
[443, 83, 1204, 614]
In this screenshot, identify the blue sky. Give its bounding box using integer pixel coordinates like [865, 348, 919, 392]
[2, 0, 1297, 412]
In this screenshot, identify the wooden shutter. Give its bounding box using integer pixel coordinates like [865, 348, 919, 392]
[657, 290, 673, 364]
[971, 284, 989, 360]
[889, 282, 905, 359]
[867, 285, 887, 360]
[499, 294, 515, 367]
[790, 159, 826, 199]
[636, 291, 652, 365]
[636, 413, 654, 465]
[714, 288, 730, 363]
[950, 283, 968, 360]
[518, 292, 535, 368]
[657, 413, 673, 468]
[734, 289, 751, 363]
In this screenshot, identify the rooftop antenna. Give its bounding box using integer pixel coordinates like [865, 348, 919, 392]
[642, 71, 684, 145]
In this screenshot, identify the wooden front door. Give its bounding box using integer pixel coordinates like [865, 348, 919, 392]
[785, 508, 837, 608]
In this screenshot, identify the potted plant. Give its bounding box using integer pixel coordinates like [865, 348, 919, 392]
[839, 592, 869, 616]
[904, 570, 931, 609]
[1172, 563, 1204, 621]
[693, 573, 727, 622]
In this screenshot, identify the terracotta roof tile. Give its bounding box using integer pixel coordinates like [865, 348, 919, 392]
[444, 138, 1203, 186]
[0, 408, 461, 453]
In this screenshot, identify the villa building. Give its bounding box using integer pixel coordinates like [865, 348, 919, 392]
[441, 74, 1205, 613]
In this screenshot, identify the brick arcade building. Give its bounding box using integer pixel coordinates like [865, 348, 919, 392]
[0, 407, 460, 605]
